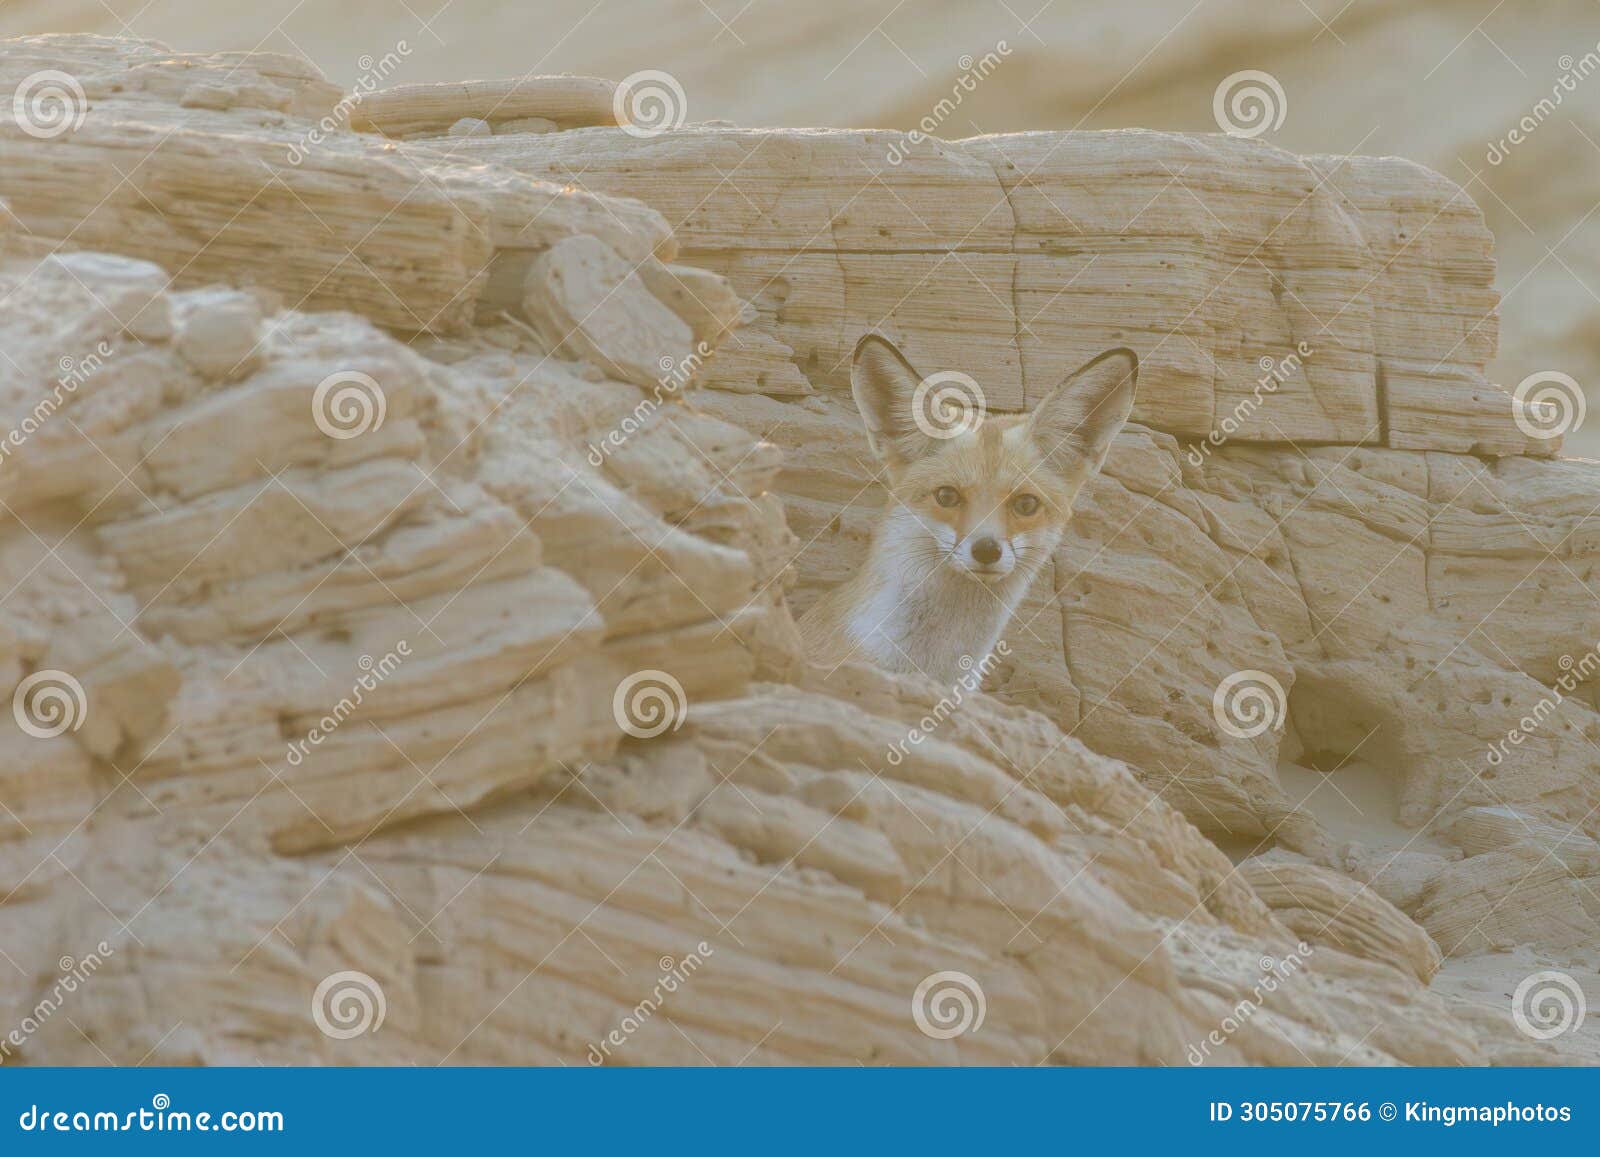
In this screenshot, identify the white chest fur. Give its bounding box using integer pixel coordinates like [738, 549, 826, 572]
[846, 561, 1026, 684]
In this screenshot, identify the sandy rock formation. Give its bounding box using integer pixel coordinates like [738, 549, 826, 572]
[8, 1, 1590, 456]
[0, 35, 1594, 1065]
[347, 76, 620, 138]
[447, 125, 1600, 859]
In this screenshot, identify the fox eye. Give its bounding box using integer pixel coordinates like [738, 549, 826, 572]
[934, 486, 962, 508]
[1010, 494, 1041, 516]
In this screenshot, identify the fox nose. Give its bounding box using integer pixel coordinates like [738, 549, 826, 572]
[970, 537, 1002, 566]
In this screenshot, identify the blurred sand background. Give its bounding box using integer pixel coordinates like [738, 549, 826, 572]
[5, 0, 1595, 454]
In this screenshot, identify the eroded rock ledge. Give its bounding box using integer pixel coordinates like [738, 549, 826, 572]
[0, 35, 1594, 1066]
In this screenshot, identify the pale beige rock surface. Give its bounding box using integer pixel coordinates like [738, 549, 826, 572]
[6, 0, 1591, 456]
[0, 34, 1595, 1066]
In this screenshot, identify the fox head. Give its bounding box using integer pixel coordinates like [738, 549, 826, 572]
[850, 334, 1137, 592]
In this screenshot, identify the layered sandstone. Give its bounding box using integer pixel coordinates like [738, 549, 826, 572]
[10, 1, 1589, 457]
[0, 35, 1594, 1066]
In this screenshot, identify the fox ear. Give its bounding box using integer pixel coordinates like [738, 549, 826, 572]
[1027, 348, 1137, 479]
[851, 334, 929, 471]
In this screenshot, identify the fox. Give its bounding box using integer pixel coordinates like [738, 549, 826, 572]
[798, 334, 1137, 684]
